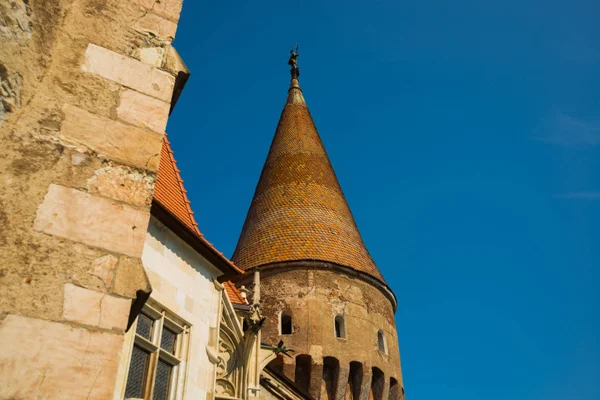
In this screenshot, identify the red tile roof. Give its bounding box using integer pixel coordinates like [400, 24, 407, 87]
[154, 134, 199, 234]
[154, 134, 243, 275]
[223, 281, 247, 305]
[232, 78, 385, 283]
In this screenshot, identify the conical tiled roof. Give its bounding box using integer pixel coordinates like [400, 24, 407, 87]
[232, 76, 384, 283]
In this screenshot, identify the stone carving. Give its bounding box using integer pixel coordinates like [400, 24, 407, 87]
[215, 378, 236, 397]
[215, 322, 241, 397]
[212, 275, 275, 400]
[216, 327, 241, 379]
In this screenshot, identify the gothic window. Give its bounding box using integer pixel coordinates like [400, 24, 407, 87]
[334, 315, 346, 338]
[377, 330, 387, 354]
[124, 302, 189, 400]
[280, 310, 293, 335]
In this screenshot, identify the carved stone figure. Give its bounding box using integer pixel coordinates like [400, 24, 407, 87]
[288, 44, 300, 77]
[288, 48, 299, 70]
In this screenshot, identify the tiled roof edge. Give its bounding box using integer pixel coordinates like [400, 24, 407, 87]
[154, 135, 243, 276]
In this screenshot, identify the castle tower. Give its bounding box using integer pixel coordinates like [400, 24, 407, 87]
[233, 53, 405, 400]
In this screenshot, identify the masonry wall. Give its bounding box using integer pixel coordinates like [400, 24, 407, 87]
[257, 267, 405, 400]
[0, 1, 186, 398]
[112, 216, 223, 400]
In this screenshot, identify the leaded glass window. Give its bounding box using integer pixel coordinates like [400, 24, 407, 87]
[124, 345, 150, 398]
[123, 303, 189, 400]
[160, 327, 177, 354]
[136, 313, 154, 340]
[153, 359, 173, 400]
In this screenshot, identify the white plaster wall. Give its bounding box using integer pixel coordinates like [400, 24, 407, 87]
[141, 216, 223, 400]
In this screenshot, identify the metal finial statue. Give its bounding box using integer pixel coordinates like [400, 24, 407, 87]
[288, 43, 299, 78]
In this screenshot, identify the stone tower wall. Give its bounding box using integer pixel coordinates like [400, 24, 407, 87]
[0, 1, 186, 398]
[254, 267, 405, 400]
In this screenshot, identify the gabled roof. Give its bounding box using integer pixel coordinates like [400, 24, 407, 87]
[231, 76, 385, 284]
[153, 134, 243, 276]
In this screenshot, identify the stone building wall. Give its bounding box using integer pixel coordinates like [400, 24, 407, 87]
[253, 267, 405, 400]
[0, 1, 186, 398]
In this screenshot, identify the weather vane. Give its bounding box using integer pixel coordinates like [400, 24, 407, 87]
[288, 43, 299, 78]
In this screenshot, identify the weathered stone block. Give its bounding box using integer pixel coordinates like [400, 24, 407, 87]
[61, 104, 163, 170]
[63, 283, 131, 330]
[136, 0, 158, 9]
[117, 88, 170, 133]
[0, 315, 124, 399]
[135, 13, 178, 41]
[154, 0, 184, 21]
[137, 46, 166, 67]
[90, 254, 118, 287]
[33, 184, 149, 257]
[88, 166, 154, 207]
[113, 256, 152, 299]
[82, 43, 175, 102]
[136, 0, 184, 22]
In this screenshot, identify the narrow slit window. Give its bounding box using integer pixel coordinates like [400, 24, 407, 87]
[377, 330, 387, 354]
[281, 311, 293, 335]
[334, 315, 346, 338]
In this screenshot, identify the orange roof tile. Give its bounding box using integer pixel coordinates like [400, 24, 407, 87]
[232, 77, 385, 283]
[223, 281, 247, 305]
[154, 135, 243, 275]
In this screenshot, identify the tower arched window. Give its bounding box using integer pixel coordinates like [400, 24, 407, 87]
[377, 330, 387, 354]
[334, 315, 346, 338]
[280, 310, 293, 335]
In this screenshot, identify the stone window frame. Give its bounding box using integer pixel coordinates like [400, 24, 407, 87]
[123, 300, 191, 400]
[377, 329, 388, 354]
[334, 314, 347, 339]
[279, 309, 293, 335]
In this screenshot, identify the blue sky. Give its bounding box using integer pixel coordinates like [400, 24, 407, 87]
[166, 1, 599, 399]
